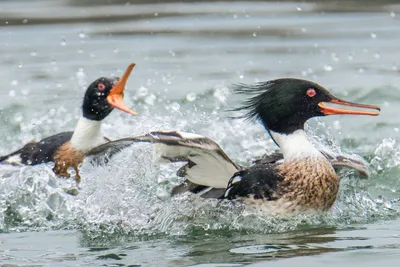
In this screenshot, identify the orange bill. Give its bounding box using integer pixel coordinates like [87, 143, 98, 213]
[107, 63, 138, 116]
[318, 97, 380, 116]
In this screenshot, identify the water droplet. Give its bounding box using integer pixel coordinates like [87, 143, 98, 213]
[76, 68, 87, 88]
[213, 87, 229, 103]
[358, 68, 365, 73]
[252, 32, 257, 37]
[154, 12, 158, 16]
[30, 51, 37, 57]
[374, 52, 380, 59]
[78, 49, 84, 54]
[22, 19, 28, 24]
[5, 21, 8, 24]
[323, 65, 333, 72]
[376, 196, 384, 204]
[18, 62, 23, 68]
[79, 32, 86, 39]
[60, 38, 66, 46]
[370, 33, 377, 39]
[14, 113, 23, 122]
[347, 54, 354, 60]
[239, 74, 244, 79]
[301, 70, 307, 76]
[169, 50, 175, 57]
[9, 90, 16, 97]
[145, 94, 156, 105]
[113, 48, 119, 54]
[11, 80, 18, 86]
[331, 53, 339, 62]
[390, 12, 395, 18]
[186, 92, 197, 102]
[170, 102, 180, 112]
[26, 159, 32, 165]
[296, 6, 302, 11]
[67, 167, 76, 177]
[136, 86, 149, 97]
[392, 65, 398, 71]
[233, 14, 238, 19]
[333, 120, 341, 130]
[301, 28, 307, 33]
[384, 201, 392, 209]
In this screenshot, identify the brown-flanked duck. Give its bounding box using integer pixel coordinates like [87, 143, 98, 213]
[0, 63, 137, 183]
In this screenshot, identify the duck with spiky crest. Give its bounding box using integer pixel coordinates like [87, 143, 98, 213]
[1, 63, 137, 183]
[87, 78, 380, 213]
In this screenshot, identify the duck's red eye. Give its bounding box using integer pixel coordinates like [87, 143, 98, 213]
[97, 83, 105, 91]
[306, 88, 316, 97]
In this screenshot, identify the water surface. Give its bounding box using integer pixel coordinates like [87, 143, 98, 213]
[1, 0, 400, 266]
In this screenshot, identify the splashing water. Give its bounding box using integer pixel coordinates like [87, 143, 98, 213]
[0, 87, 398, 238]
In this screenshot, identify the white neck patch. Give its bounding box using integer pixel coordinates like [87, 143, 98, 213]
[70, 117, 106, 152]
[270, 130, 322, 161]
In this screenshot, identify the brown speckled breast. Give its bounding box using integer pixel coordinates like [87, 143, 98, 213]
[52, 141, 85, 183]
[276, 157, 339, 212]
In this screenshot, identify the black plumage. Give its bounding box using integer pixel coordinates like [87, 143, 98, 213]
[0, 132, 73, 165]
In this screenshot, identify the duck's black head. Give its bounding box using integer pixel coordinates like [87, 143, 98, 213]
[82, 63, 137, 121]
[234, 78, 380, 135]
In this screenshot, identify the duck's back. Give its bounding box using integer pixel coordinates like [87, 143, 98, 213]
[0, 131, 73, 165]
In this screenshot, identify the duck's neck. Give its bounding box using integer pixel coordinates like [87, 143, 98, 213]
[70, 116, 105, 152]
[269, 129, 323, 161]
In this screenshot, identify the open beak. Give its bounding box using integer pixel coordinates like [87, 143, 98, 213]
[107, 63, 138, 116]
[318, 96, 380, 116]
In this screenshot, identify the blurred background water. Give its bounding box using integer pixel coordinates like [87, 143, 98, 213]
[0, 0, 400, 266]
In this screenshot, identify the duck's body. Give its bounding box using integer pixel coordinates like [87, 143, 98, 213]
[0, 63, 137, 182]
[87, 78, 380, 213]
[224, 130, 338, 213]
[1, 131, 74, 166]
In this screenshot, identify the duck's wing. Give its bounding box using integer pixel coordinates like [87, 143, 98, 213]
[321, 152, 369, 178]
[86, 130, 240, 189]
[223, 161, 283, 201]
[0, 131, 73, 166]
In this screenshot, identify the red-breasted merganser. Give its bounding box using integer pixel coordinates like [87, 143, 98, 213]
[0, 63, 137, 183]
[87, 78, 380, 213]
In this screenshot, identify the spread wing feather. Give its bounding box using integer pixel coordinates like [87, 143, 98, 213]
[87, 130, 240, 189]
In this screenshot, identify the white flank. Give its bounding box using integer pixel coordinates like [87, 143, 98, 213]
[270, 130, 322, 161]
[70, 117, 106, 152]
[3, 154, 23, 165]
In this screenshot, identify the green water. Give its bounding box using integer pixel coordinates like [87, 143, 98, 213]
[1, 0, 400, 266]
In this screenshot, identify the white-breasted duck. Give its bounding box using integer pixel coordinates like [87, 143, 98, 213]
[0, 63, 137, 183]
[86, 78, 380, 213]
